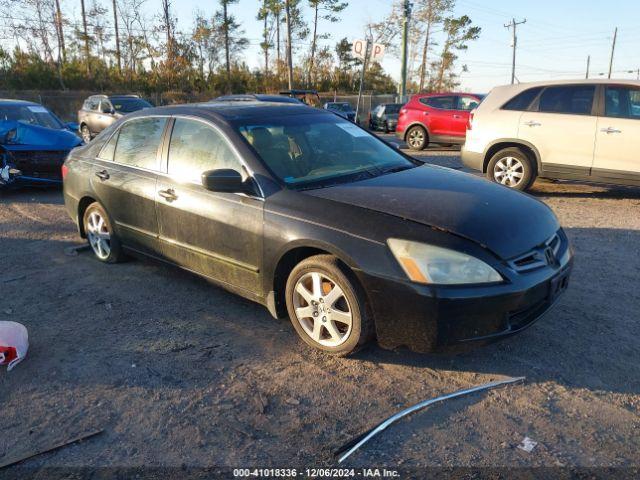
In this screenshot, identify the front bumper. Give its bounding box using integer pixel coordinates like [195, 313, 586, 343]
[356, 257, 573, 353]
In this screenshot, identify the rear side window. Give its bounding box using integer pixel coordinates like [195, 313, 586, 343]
[502, 87, 543, 111]
[98, 131, 119, 161]
[167, 118, 242, 184]
[604, 86, 640, 119]
[113, 117, 167, 170]
[420, 96, 456, 110]
[538, 85, 595, 115]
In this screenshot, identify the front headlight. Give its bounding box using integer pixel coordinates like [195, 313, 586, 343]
[387, 239, 503, 285]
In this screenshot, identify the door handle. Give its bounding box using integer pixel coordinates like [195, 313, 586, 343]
[158, 188, 178, 202]
[523, 121, 542, 127]
[422, 111, 429, 116]
[453, 114, 462, 119]
[601, 127, 622, 134]
[95, 170, 110, 181]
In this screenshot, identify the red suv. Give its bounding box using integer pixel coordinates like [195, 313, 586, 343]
[396, 93, 484, 150]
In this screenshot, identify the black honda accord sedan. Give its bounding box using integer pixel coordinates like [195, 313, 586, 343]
[62, 101, 572, 355]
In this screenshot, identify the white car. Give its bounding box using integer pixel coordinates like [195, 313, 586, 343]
[462, 79, 640, 190]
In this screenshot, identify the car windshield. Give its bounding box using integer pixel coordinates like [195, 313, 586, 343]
[329, 103, 352, 112]
[110, 98, 152, 113]
[237, 113, 416, 189]
[384, 104, 402, 114]
[0, 104, 64, 129]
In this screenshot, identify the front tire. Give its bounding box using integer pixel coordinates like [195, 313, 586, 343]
[486, 147, 535, 191]
[285, 255, 372, 356]
[406, 125, 428, 150]
[83, 202, 125, 263]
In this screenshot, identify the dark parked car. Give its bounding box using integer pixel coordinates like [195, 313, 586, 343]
[63, 101, 572, 356]
[0, 99, 81, 187]
[369, 103, 403, 132]
[214, 94, 302, 104]
[324, 102, 356, 122]
[77, 94, 152, 143]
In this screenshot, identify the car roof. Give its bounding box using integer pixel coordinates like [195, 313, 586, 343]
[125, 101, 320, 124]
[499, 78, 640, 89]
[0, 99, 40, 107]
[215, 94, 301, 104]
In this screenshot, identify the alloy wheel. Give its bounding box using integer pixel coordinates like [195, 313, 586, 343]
[86, 210, 111, 260]
[494, 156, 524, 187]
[292, 272, 353, 347]
[407, 128, 425, 149]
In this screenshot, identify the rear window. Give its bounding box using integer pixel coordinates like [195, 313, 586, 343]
[502, 87, 543, 111]
[384, 104, 401, 114]
[537, 85, 595, 115]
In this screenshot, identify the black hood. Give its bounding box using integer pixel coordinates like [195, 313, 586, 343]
[304, 165, 559, 259]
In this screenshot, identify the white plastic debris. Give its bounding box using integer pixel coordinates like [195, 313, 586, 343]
[517, 436, 538, 453]
[0, 321, 29, 371]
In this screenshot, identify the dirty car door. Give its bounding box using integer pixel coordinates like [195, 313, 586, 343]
[91, 116, 168, 253]
[156, 117, 263, 293]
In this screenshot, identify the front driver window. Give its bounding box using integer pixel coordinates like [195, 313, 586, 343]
[167, 118, 242, 184]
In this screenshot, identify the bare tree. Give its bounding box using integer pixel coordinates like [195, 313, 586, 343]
[307, 0, 347, 87]
[112, 0, 122, 73]
[80, 0, 91, 74]
[415, 0, 451, 91]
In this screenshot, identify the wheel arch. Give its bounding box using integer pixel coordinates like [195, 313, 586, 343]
[483, 139, 541, 174]
[269, 240, 363, 319]
[77, 195, 97, 238]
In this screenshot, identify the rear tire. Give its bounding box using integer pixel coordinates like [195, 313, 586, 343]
[80, 124, 92, 143]
[486, 147, 535, 191]
[83, 202, 125, 263]
[406, 125, 428, 150]
[285, 255, 373, 356]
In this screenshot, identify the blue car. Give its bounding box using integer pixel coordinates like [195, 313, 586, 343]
[0, 99, 82, 187]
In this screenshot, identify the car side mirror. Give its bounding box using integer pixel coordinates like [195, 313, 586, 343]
[201, 169, 255, 195]
[102, 105, 114, 114]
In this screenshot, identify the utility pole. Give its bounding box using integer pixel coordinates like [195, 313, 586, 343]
[400, 0, 412, 100]
[585, 55, 590, 79]
[355, 38, 371, 124]
[608, 27, 617, 79]
[285, 0, 294, 90]
[504, 18, 526, 85]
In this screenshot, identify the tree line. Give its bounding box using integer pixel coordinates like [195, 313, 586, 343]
[0, 0, 480, 97]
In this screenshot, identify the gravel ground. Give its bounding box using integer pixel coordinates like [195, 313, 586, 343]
[1, 143, 639, 477]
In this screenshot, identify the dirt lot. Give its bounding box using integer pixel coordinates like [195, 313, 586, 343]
[1, 145, 639, 476]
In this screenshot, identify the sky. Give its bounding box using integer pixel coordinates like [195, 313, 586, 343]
[16, 0, 640, 92]
[159, 0, 640, 92]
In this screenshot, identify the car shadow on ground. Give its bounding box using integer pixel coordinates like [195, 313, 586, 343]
[530, 180, 640, 200]
[0, 186, 64, 205]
